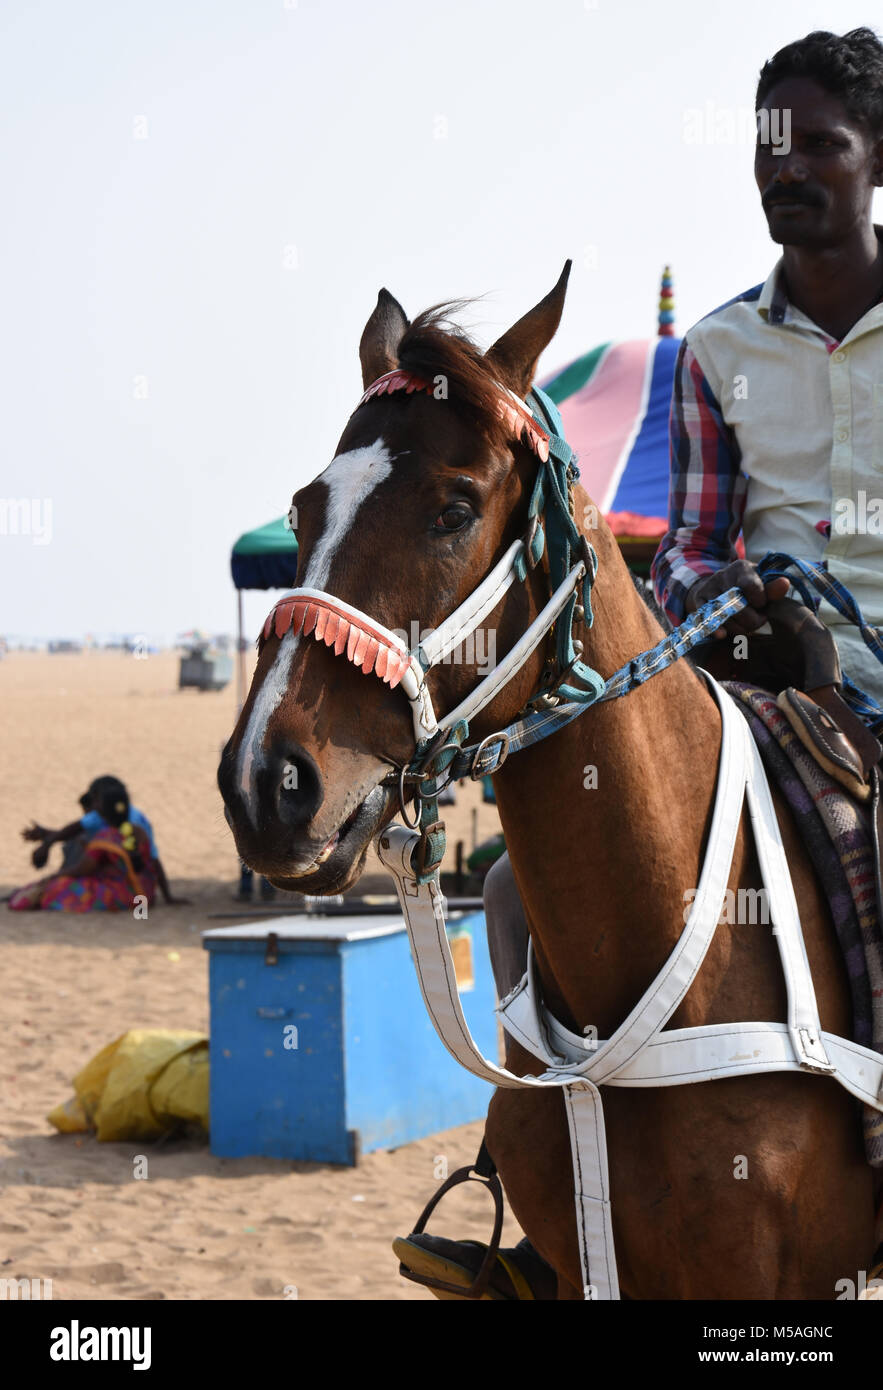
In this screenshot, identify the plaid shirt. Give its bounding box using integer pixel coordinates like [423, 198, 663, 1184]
[650, 333, 750, 625]
[651, 240, 883, 702]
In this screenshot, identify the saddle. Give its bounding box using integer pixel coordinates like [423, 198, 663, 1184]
[693, 600, 883, 948]
[692, 598, 882, 799]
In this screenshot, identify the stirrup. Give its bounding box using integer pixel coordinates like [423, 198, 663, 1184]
[396, 1144, 504, 1300]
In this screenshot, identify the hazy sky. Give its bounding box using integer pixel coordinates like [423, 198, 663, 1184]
[2, 0, 880, 642]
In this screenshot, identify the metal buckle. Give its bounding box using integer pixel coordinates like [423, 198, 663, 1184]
[389, 736, 466, 827]
[397, 764, 423, 829]
[523, 646, 583, 713]
[525, 691, 560, 712]
[470, 732, 509, 780]
[413, 739, 466, 800]
[415, 820, 444, 879]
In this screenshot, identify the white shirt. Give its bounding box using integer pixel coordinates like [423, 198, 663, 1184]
[683, 236, 883, 702]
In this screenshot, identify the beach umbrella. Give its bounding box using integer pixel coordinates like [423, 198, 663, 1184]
[540, 268, 678, 573]
[231, 516, 299, 591]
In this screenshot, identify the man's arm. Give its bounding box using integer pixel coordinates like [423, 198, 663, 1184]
[650, 340, 747, 623]
[651, 341, 789, 635]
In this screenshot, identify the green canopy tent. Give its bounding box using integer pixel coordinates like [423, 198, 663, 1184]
[230, 517, 298, 710]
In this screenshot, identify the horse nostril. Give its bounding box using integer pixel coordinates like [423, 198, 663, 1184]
[275, 749, 322, 828]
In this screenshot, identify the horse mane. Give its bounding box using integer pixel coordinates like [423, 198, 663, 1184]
[382, 300, 517, 453]
[369, 303, 688, 665]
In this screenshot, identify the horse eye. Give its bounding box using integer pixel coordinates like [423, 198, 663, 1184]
[434, 505, 472, 532]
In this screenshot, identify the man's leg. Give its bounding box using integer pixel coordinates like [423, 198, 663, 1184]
[483, 851, 530, 1000]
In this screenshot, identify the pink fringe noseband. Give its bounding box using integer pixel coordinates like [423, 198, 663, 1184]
[259, 593, 414, 689]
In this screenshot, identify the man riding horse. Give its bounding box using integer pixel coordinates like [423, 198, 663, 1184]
[396, 24, 883, 1299]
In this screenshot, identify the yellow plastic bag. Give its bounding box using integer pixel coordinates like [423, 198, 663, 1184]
[47, 1094, 89, 1133]
[48, 1029, 208, 1141]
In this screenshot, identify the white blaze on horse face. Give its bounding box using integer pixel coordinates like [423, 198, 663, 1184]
[297, 438, 395, 590]
[237, 438, 395, 823]
[238, 626, 300, 817]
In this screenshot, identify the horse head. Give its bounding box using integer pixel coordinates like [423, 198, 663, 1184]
[218, 263, 580, 893]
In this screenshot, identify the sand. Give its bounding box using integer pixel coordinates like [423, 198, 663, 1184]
[0, 650, 519, 1301]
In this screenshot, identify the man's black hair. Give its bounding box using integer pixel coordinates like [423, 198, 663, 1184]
[757, 27, 883, 139]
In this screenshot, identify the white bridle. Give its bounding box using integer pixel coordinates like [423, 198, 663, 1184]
[260, 370, 588, 754]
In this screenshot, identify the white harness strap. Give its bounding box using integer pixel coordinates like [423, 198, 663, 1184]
[376, 674, 883, 1299]
[417, 539, 525, 670]
[437, 558, 586, 733]
[741, 727, 834, 1072]
[263, 539, 586, 747]
[376, 829, 620, 1298]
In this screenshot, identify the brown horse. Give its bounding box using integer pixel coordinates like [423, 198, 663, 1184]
[217, 265, 875, 1299]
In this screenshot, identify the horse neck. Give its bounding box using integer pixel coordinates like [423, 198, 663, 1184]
[492, 526, 725, 1038]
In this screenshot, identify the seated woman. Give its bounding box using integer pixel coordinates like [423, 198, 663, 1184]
[9, 785, 157, 912]
[20, 774, 189, 904]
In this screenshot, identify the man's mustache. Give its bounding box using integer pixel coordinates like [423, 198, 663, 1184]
[763, 188, 824, 209]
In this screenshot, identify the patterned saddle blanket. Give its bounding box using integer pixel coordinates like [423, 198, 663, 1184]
[724, 682, 883, 1166]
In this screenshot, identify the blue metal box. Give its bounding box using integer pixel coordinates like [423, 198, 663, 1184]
[202, 911, 498, 1164]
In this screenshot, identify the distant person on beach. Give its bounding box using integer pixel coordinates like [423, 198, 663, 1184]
[14, 776, 190, 909]
[11, 781, 157, 912]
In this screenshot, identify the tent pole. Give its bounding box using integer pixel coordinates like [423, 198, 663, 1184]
[236, 589, 245, 716]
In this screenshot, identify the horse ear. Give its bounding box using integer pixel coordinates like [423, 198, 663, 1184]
[359, 288, 410, 388]
[485, 261, 571, 397]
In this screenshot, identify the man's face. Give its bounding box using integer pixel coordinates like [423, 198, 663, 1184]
[755, 76, 882, 248]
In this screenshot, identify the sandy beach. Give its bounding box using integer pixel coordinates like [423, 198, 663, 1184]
[0, 649, 518, 1300]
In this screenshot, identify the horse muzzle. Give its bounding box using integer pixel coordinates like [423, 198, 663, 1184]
[218, 734, 395, 891]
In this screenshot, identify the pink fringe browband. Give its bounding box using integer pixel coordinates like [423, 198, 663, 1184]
[258, 370, 554, 663]
[357, 368, 551, 460]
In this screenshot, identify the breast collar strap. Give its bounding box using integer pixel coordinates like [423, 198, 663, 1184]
[376, 672, 883, 1301]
